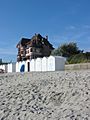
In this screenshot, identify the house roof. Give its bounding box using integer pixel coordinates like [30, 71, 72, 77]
[16, 34, 54, 49]
[27, 34, 54, 49]
[16, 38, 30, 47]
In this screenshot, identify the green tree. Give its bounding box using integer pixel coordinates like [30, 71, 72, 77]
[51, 42, 82, 58]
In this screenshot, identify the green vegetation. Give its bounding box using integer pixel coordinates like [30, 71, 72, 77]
[52, 42, 82, 57]
[67, 53, 90, 64]
[51, 42, 90, 64]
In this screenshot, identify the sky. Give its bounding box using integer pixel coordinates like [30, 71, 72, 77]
[0, 0, 90, 62]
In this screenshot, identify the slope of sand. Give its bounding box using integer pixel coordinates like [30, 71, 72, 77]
[0, 70, 90, 120]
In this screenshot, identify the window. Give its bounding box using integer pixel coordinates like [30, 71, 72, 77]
[21, 51, 23, 54]
[30, 48, 33, 52]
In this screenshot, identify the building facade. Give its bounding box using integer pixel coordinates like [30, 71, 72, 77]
[16, 34, 54, 62]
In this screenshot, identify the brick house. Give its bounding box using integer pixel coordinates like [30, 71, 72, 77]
[16, 34, 54, 62]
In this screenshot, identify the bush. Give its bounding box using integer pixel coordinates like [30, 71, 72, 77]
[67, 53, 90, 64]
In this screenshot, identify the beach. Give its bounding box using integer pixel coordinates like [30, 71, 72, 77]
[0, 70, 90, 120]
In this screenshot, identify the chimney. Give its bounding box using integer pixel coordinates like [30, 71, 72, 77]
[46, 35, 48, 40]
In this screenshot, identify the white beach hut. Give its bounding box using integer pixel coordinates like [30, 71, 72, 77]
[8, 63, 12, 72]
[8, 63, 16, 72]
[16, 62, 19, 72]
[18, 61, 22, 72]
[0, 65, 6, 71]
[30, 59, 36, 72]
[42, 57, 48, 71]
[25, 60, 30, 72]
[16, 61, 26, 72]
[47, 56, 65, 71]
[36, 58, 42, 71]
[5, 65, 8, 73]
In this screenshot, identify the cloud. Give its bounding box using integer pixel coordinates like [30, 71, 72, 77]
[87, 36, 90, 40]
[70, 32, 88, 40]
[51, 25, 90, 50]
[63, 25, 90, 41]
[83, 25, 90, 29]
[66, 25, 76, 30]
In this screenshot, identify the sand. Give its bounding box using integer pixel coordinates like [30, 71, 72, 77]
[0, 70, 90, 120]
